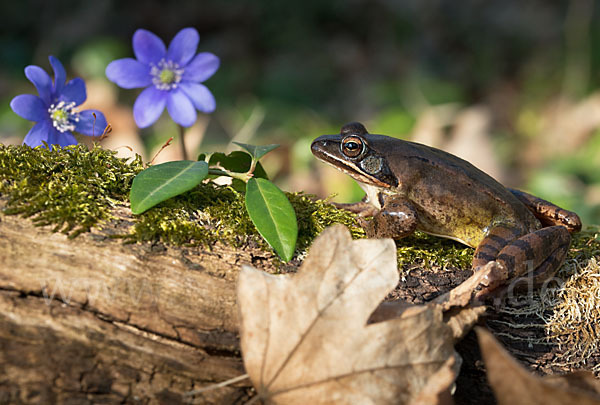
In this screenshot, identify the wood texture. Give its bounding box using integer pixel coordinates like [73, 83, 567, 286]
[0, 208, 264, 404]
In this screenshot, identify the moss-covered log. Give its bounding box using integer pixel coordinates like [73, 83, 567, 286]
[1, 144, 599, 404]
[0, 144, 364, 404]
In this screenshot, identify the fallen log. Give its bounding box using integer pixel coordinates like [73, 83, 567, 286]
[0, 209, 255, 404]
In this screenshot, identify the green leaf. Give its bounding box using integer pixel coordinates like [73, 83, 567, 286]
[207, 151, 268, 179]
[130, 160, 208, 214]
[245, 178, 298, 262]
[199, 151, 269, 192]
[233, 142, 279, 160]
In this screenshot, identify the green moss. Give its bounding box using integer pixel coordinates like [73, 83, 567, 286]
[565, 225, 600, 262]
[129, 183, 257, 246]
[4, 143, 590, 277]
[395, 232, 474, 271]
[0, 143, 143, 237]
[288, 193, 365, 250]
[130, 190, 366, 255]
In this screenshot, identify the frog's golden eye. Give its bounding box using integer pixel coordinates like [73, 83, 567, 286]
[341, 136, 364, 158]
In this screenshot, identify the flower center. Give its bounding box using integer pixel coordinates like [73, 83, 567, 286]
[151, 59, 184, 91]
[48, 101, 79, 133]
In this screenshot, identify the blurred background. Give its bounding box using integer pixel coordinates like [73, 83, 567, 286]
[2, 0, 600, 225]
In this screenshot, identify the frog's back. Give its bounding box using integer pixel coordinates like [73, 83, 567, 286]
[368, 135, 541, 246]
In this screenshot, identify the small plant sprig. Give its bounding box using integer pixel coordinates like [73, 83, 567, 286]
[129, 142, 298, 262]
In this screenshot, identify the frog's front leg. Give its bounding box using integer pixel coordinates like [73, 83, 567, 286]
[333, 201, 379, 217]
[473, 225, 571, 296]
[360, 197, 418, 239]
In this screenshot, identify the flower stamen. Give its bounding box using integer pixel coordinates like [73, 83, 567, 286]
[48, 101, 79, 133]
[151, 59, 184, 91]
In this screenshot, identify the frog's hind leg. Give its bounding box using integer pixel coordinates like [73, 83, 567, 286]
[495, 225, 571, 288]
[472, 226, 522, 269]
[509, 188, 582, 233]
[473, 225, 571, 297]
[472, 225, 570, 297]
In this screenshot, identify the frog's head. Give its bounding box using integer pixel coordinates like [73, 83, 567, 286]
[311, 122, 398, 188]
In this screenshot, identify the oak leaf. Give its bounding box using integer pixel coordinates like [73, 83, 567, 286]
[238, 225, 458, 404]
[477, 327, 600, 405]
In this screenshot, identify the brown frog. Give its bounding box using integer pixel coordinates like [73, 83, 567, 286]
[311, 122, 581, 297]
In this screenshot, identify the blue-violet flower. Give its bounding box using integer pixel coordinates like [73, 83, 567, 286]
[105, 27, 219, 128]
[10, 56, 108, 148]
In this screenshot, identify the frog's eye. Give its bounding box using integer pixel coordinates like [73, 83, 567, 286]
[341, 136, 364, 158]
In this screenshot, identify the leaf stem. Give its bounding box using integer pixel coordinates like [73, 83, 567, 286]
[247, 158, 258, 177]
[178, 125, 188, 160]
[208, 168, 252, 182]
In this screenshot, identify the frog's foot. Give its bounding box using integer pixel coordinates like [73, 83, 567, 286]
[509, 188, 582, 233]
[473, 225, 571, 298]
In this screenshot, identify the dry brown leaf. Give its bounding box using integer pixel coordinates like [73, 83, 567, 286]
[545, 371, 600, 395]
[443, 305, 487, 342]
[238, 225, 458, 404]
[433, 261, 506, 310]
[369, 301, 486, 343]
[411, 356, 457, 405]
[477, 327, 600, 405]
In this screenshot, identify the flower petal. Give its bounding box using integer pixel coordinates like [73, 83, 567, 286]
[179, 82, 216, 113]
[59, 78, 87, 106]
[75, 110, 108, 136]
[48, 129, 77, 148]
[167, 88, 197, 127]
[133, 86, 167, 128]
[182, 52, 220, 82]
[133, 29, 166, 65]
[24, 65, 52, 104]
[167, 27, 199, 66]
[105, 58, 152, 89]
[23, 121, 51, 148]
[10, 94, 47, 122]
[49, 56, 66, 95]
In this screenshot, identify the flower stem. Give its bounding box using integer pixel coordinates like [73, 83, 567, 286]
[178, 125, 188, 160]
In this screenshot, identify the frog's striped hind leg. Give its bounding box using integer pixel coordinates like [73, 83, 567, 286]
[509, 188, 582, 233]
[474, 226, 571, 297]
[472, 226, 522, 269]
[495, 225, 571, 287]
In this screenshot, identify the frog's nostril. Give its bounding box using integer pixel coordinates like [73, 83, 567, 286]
[311, 140, 322, 153]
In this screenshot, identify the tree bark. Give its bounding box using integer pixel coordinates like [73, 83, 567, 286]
[0, 207, 261, 404]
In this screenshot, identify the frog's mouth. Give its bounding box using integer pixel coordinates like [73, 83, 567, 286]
[311, 138, 392, 188]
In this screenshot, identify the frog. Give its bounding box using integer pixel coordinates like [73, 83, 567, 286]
[311, 122, 582, 298]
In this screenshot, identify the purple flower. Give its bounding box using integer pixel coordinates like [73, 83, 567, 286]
[106, 27, 219, 129]
[10, 56, 108, 148]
